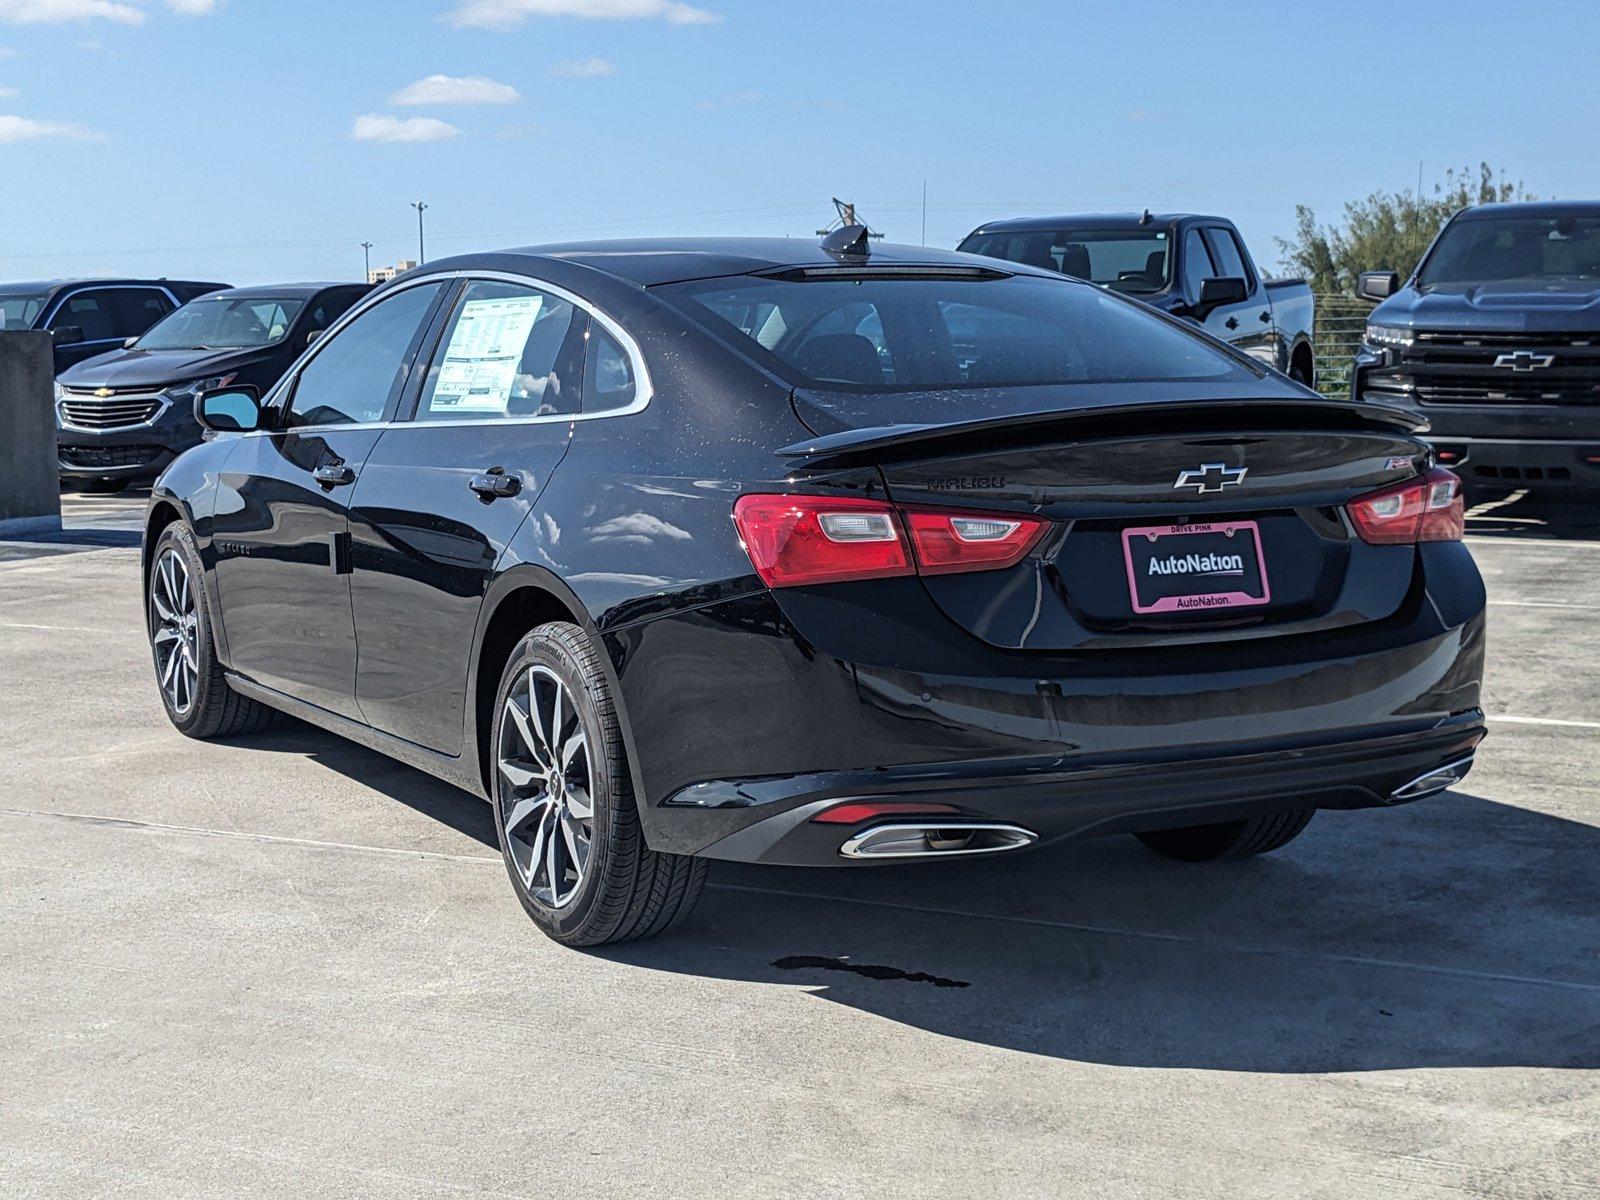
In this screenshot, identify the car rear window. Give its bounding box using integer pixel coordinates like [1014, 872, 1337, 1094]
[657, 271, 1252, 393]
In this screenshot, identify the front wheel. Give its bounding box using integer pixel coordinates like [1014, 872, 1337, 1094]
[147, 523, 277, 738]
[1135, 809, 1314, 862]
[490, 621, 706, 946]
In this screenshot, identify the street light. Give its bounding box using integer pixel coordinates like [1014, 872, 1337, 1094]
[360, 241, 373, 282]
[411, 202, 429, 265]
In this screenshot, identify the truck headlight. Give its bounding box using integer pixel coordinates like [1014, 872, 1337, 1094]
[1363, 324, 1414, 350]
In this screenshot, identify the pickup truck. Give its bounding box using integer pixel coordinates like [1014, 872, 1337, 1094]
[959, 212, 1316, 386]
[1353, 199, 1600, 493]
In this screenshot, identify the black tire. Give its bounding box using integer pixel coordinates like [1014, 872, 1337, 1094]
[490, 621, 706, 947]
[147, 523, 278, 739]
[79, 478, 129, 494]
[1135, 809, 1315, 863]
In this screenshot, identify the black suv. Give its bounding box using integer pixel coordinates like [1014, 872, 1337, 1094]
[56, 282, 371, 492]
[0, 278, 228, 374]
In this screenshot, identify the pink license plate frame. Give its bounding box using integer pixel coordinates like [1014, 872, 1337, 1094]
[1121, 520, 1271, 615]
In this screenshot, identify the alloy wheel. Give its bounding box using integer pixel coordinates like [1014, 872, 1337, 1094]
[150, 548, 200, 716]
[497, 665, 594, 908]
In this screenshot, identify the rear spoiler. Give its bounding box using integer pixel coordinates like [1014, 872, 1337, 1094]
[779, 397, 1428, 469]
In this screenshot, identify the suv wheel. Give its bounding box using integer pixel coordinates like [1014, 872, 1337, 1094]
[1135, 809, 1314, 862]
[491, 622, 706, 946]
[147, 523, 277, 738]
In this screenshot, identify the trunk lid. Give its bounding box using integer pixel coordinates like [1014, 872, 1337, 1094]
[787, 385, 1429, 650]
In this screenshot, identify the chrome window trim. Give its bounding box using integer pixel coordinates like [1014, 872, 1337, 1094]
[247, 268, 653, 437]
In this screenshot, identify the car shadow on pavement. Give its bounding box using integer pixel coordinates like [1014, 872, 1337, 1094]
[1465, 489, 1600, 540]
[596, 789, 1600, 1074]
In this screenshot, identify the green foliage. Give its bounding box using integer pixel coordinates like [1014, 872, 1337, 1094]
[1277, 164, 1536, 295]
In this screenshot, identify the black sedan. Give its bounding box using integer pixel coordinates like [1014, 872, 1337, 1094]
[142, 231, 1487, 946]
[56, 282, 370, 491]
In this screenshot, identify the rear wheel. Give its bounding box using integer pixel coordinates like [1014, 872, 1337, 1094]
[491, 621, 706, 946]
[1135, 809, 1314, 862]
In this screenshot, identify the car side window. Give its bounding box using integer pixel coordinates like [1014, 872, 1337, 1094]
[109, 289, 175, 336]
[305, 289, 365, 333]
[584, 324, 637, 412]
[284, 282, 444, 429]
[1181, 230, 1216, 301]
[414, 280, 587, 422]
[50, 290, 120, 342]
[1204, 227, 1253, 287]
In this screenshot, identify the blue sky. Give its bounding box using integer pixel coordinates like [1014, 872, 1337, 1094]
[0, 0, 1596, 285]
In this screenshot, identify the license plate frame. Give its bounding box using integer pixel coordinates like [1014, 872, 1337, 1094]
[1120, 520, 1271, 615]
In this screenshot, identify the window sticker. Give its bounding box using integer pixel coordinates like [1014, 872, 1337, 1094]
[430, 294, 545, 414]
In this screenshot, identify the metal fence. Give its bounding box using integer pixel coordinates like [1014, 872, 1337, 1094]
[1312, 295, 1370, 398]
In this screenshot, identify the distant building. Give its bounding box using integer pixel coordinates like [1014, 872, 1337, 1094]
[367, 259, 418, 284]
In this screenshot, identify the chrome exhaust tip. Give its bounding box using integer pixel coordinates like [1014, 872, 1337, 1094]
[838, 821, 1038, 860]
[1389, 754, 1475, 804]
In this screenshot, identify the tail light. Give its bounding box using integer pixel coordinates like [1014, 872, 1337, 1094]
[732, 494, 1048, 589]
[1346, 467, 1464, 545]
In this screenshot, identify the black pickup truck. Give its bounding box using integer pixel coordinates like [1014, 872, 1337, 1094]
[960, 212, 1317, 385]
[1354, 200, 1600, 492]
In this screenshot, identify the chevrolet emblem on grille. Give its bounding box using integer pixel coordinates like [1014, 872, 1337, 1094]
[94, 387, 114, 398]
[1493, 351, 1555, 371]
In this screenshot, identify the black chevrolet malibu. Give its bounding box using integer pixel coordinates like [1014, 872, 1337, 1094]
[142, 231, 1487, 946]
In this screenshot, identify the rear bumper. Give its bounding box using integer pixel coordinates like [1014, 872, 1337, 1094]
[689, 717, 1486, 866]
[606, 542, 1487, 864]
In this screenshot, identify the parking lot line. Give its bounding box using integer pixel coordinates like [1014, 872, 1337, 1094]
[1486, 714, 1600, 730]
[1486, 599, 1600, 611]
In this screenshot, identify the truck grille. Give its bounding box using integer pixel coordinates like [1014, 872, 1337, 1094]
[1375, 331, 1600, 407]
[58, 388, 165, 429]
[59, 444, 165, 469]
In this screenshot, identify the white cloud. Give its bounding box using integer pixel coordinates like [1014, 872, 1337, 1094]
[392, 73, 519, 106]
[0, 85, 16, 97]
[0, 0, 145, 24]
[695, 88, 760, 111]
[350, 113, 461, 144]
[445, 0, 719, 31]
[167, 0, 220, 13]
[549, 56, 615, 78]
[0, 113, 102, 142]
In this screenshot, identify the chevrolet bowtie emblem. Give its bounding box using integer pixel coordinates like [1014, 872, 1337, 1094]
[94, 387, 114, 398]
[1174, 463, 1248, 494]
[1493, 351, 1554, 371]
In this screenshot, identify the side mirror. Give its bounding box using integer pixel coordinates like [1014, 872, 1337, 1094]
[196, 385, 263, 433]
[51, 325, 85, 347]
[123, 336, 139, 350]
[306, 329, 324, 347]
[1358, 270, 1401, 302]
[1195, 276, 1248, 316]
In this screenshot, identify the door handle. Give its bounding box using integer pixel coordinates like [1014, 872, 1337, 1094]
[1259, 311, 1272, 323]
[469, 467, 522, 500]
[1224, 316, 1239, 330]
[313, 463, 355, 487]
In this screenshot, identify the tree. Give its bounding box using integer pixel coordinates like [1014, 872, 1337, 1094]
[1277, 164, 1536, 295]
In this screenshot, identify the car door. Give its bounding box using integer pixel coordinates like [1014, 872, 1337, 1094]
[210, 280, 449, 718]
[1201, 225, 1275, 365]
[346, 276, 598, 753]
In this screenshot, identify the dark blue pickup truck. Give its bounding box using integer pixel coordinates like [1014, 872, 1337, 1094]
[1353, 200, 1600, 492]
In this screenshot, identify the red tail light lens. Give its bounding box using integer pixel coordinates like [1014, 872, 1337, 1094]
[812, 801, 961, 825]
[1347, 467, 1464, 545]
[732, 495, 1049, 588]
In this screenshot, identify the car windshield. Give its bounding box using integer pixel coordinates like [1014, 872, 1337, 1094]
[1418, 214, 1600, 287]
[137, 295, 307, 350]
[657, 271, 1251, 394]
[959, 228, 1172, 294]
[0, 293, 47, 330]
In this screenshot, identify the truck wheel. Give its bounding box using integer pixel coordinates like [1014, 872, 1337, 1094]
[490, 621, 706, 947]
[1135, 809, 1314, 862]
[147, 523, 279, 738]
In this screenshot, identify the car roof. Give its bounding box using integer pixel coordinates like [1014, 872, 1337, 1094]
[415, 238, 1050, 289]
[0, 278, 228, 297]
[962, 213, 1225, 235]
[1457, 200, 1600, 221]
[198, 282, 368, 300]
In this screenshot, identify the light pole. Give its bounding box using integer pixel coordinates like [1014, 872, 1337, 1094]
[360, 241, 373, 282]
[411, 202, 429, 264]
